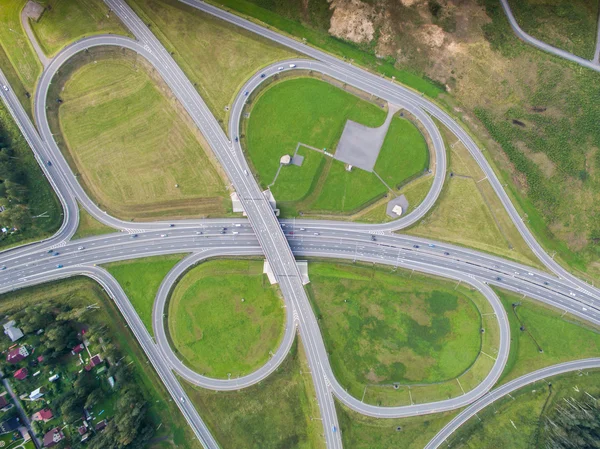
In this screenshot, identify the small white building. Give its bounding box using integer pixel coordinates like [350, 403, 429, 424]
[29, 387, 45, 401]
[3, 321, 24, 342]
[280, 154, 291, 165]
[392, 205, 403, 217]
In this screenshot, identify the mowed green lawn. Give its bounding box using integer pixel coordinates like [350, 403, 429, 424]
[183, 339, 325, 449]
[496, 288, 600, 385]
[126, 0, 295, 124]
[374, 117, 429, 189]
[30, 0, 130, 56]
[247, 78, 430, 216]
[307, 262, 482, 401]
[106, 254, 187, 336]
[168, 259, 285, 378]
[58, 57, 230, 220]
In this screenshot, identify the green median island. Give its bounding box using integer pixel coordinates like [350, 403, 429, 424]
[307, 261, 497, 407]
[244, 77, 430, 219]
[48, 47, 231, 221]
[168, 259, 285, 378]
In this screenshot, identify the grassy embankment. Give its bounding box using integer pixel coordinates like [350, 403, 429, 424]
[406, 120, 543, 269]
[167, 259, 285, 378]
[0, 278, 202, 449]
[30, 0, 130, 57]
[506, 0, 599, 60]
[47, 47, 231, 220]
[106, 254, 186, 336]
[126, 0, 295, 126]
[72, 203, 115, 240]
[336, 286, 600, 449]
[246, 77, 429, 217]
[183, 338, 326, 449]
[448, 369, 600, 449]
[307, 261, 498, 406]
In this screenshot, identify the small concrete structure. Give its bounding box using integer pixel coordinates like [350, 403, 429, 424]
[291, 155, 304, 166]
[263, 260, 310, 285]
[386, 195, 410, 219]
[280, 154, 291, 165]
[230, 191, 244, 213]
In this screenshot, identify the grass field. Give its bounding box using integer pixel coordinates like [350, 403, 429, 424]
[53, 52, 230, 220]
[0, 278, 202, 449]
[30, 0, 130, 56]
[183, 338, 326, 449]
[407, 121, 543, 269]
[126, 0, 295, 125]
[306, 261, 491, 405]
[72, 203, 115, 240]
[448, 369, 600, 449]
[0, 101, 62, 250]
[374, 116, 429, 189]
[496, 288, 600, 385]
[337, 400, 461, 449]
[246, 77, 429, 217]
[106, 254, 186, 336]
[506, 0, 599, 60]
[168, 259, 285, 378]
[0, 0, 41, 115]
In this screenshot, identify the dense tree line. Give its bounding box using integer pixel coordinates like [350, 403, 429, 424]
[0, 126, 32, 232]
[541, 395, 600, 448]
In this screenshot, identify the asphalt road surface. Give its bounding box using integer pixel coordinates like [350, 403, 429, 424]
[0, 0, 598, 447]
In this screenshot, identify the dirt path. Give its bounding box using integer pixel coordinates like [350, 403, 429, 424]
[21, 1, 50, 68]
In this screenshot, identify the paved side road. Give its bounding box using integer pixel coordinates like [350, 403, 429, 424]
[499, 0, 600, 72]
[425, 358, 600, 448]
[0, 370, 42, 447]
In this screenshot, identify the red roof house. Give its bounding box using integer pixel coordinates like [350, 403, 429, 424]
[71, 344, 85, 355]
[32, 408, 53, 422]
[42, 428, 64, 447]
[84, 354, 103, 372]
[6, 346, 29, 364]
[13, 368, 27, 380]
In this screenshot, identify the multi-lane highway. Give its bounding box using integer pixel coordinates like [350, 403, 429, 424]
[0, 0, 599, 447]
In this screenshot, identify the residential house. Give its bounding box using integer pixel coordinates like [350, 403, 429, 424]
[29, 387, 45, 401]
[42, 428, 64, 447]
[84, 354, 103, 372]
[95, 419, 107, 432]
[6, 346, 28, 364]
[32, 408, 53, 423]
[13, 368, 27, 381]
[0, 416, 20, 434]
[71, 344, 85, 356]
[3, 321, 23, 342]
[0, 395, 12, 413]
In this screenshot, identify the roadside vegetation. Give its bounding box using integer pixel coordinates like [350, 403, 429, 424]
[0, 101, 62, 250]
[48, 48, 230, 221]
[106, 254, 186, 336]
[183, 338, 325, 449]
[496, 288, 600, 385]
[306, 261, 498, 406]
[30, 0, 130, 57]
[406, 121, 543, 269]
[168, 259, 285, 379]
[72, 203, 115, 240]
[246, 77, 429, 218]
[126, 0, 295, 125]
[0, 278, 202, 449]
[506, 0, 599, 60]
[448, 369, 600, 449]
[337, 400, 460, 449]
[0, 0, 41, 116]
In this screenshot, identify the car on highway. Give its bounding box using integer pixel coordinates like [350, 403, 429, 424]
[413, 244, 419, 248]
[169, 224, 175, 227]
[53, 252, 59, 256]
[131, 234, 138, 238]
[543, 281, 549, 286]
[220, 230, 226, 234]
[289, 63, 296, 68]
[260, 73, 266, 78]
[0, 266, 6, 271]
[444, 252, 450, 255]
[160, 234, 167, 237]
[428, 244, 435, 248]
[180, 397, 185, 403]
[314, 232, 319, 236]
[77, 246, 84, 250]
[371, 235, 376, 241]
[569, 292, 576, 297]
[56, 264, 63, 268]
[47, 249, 53, 254]
[496, 277, 502, 281]
[46, 160, 52, 166]
[277, 66, 284, 71]
[243, 169, 248, 175]
[1, 85, 8, 92]
[244, 91, 249, 96]
[235, 136, 239, 142]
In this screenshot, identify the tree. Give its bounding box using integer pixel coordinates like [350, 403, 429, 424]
[542, 395, 600, 448]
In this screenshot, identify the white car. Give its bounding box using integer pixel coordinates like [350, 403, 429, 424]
[160, 234, 167, 238]
[1, 85, 8, 92]
[289, 63, 296, 68]
[277, 66, 284, 71]
[77, 246, 84, 250]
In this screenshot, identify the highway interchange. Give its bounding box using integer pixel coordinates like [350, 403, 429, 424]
[0, 0, 600, 447]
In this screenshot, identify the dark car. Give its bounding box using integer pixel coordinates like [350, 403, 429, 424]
[444, 252, 450, 256]
[47, 161, 52, 166]
[496, 277, 502, 281]
[260, 73, 266, 78]
[131, 234, 138, 238]
[413, 245, 419, 249]
[169, 224, 175, 228]
[371, 235, 376, 241]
